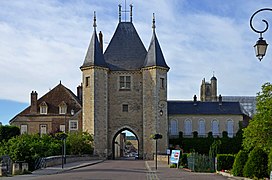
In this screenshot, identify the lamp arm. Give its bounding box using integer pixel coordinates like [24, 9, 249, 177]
[250, 8, 272, 35]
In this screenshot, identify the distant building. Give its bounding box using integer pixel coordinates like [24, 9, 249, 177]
[222, 96, 256, 117]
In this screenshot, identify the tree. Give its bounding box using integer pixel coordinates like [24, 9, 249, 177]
[0, 125, 20, 142]
[243, 82, 272, 153]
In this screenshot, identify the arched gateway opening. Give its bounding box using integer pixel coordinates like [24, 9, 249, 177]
[112, 128, 139, 160]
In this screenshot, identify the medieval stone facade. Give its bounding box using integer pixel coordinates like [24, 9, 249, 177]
[80, 9, 169, 159]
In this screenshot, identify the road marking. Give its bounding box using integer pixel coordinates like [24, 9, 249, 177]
[145, 161, 159, 180]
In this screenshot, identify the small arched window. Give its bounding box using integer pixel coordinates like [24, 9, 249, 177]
[198, 119, 205, 136]
[227, 119, 234, 138]
[212, 119, 219, 136]
[169, 119, 178, 135]
[184, 119, 192, 136]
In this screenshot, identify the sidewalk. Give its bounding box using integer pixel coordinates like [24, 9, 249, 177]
[1, 159, 104, 179]
[145, 161, 242, 180]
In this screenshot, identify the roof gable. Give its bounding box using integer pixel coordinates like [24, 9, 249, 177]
[104, 22, 147, 70]
[10, 83, 82, 122]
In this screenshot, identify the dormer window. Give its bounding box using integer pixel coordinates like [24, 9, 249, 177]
[59, 101, 67, 114]
[40, 101, 48, 114]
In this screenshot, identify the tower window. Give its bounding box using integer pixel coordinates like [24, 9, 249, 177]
[85, 76, 90, 87]
[160, 78, 165, 89]
[119, 76, 131, 90]
[122, 104, 128, 112]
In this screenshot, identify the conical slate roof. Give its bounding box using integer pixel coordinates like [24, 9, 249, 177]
[143, 30, 169, 69]
[104, 22, 147, 70]
[81, 30, 107, 68]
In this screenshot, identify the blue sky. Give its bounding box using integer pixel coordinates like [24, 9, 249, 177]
[1, 0, 272, 125]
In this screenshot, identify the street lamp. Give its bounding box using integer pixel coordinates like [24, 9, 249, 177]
[250, 8, 272, 61]
[152, 133, 162, 170]
[158, 100, 167, 116]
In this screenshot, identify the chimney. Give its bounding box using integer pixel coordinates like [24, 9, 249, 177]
[99, 31, 103, 53]
[193, 95, 197, 105]
[30, 91, 38, 114]
[77, 84, 82, 103]
[219, 94, 222, 106]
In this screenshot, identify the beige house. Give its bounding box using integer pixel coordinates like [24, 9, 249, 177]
[168, 97, 249, 139]
[10, 83, 82, 135]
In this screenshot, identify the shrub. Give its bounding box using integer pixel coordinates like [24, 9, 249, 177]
[66, 131, 93, 155]
[179, 153, 188, 168]
[216, 154, 235, 171]
[267, 149, 272, 175]
[193, 131, 198, 138]
[0, 125, 20, 142]
[243, 147, 268, 179]
[232, 150, 248, 177]
[170, 163, 177, 168]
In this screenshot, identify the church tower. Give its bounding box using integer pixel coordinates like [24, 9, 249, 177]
[80, 12, 109, 157]
[200, 75, 217, 102]
[142, 14, 169, 159]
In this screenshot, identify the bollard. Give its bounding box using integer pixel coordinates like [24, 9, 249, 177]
[12, 163, 20, 175]
[21, 163, 28, 173]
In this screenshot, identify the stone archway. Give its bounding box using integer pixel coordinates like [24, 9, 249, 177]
[111, 127, 140, 160]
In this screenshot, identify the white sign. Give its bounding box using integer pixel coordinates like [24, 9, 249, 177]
[166, 149, 171, 155]
[170, 150, 180, 165]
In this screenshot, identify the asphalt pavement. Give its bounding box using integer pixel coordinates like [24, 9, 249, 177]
[1, 159, 246, 180]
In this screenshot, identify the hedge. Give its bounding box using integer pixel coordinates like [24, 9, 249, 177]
[243, 147, 268, 179]
[232, 150, 248, 177]
[216, 154, 235, 171]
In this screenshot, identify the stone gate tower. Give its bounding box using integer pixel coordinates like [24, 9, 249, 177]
[80, 6, 169, 159]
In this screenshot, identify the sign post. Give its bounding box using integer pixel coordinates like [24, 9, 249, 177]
[170, 150, 181, 168]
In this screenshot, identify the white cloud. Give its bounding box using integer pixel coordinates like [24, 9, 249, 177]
[1, 0, 272, 103]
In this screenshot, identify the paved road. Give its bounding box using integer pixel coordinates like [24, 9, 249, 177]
[3, 160, 232, 180]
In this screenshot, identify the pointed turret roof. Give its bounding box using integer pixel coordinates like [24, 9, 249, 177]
[104, 22, 147, 70]
[143, 14, 169, 69]
[81, 12, 107, 69]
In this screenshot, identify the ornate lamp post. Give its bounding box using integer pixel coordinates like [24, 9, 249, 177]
[250, 8, 272, 61]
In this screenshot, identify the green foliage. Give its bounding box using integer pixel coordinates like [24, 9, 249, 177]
[66, 131, 93, 155]
[170, 163, 177, 168]
[232, 150, 248, 177]
[243, 82, 272, 153]
[0, 125, 20, 142]
[209, 140, 221, 158]
[267, 149, 272, 175]
[170, 129, 243, 155]
[0, 131, 94, 171]
[179, 153, 188, 168]
[0, 134, 62, 170]
[243, 147, 268, 179]
[187, 152, 215, 172]
[216, 154, 235, 171]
